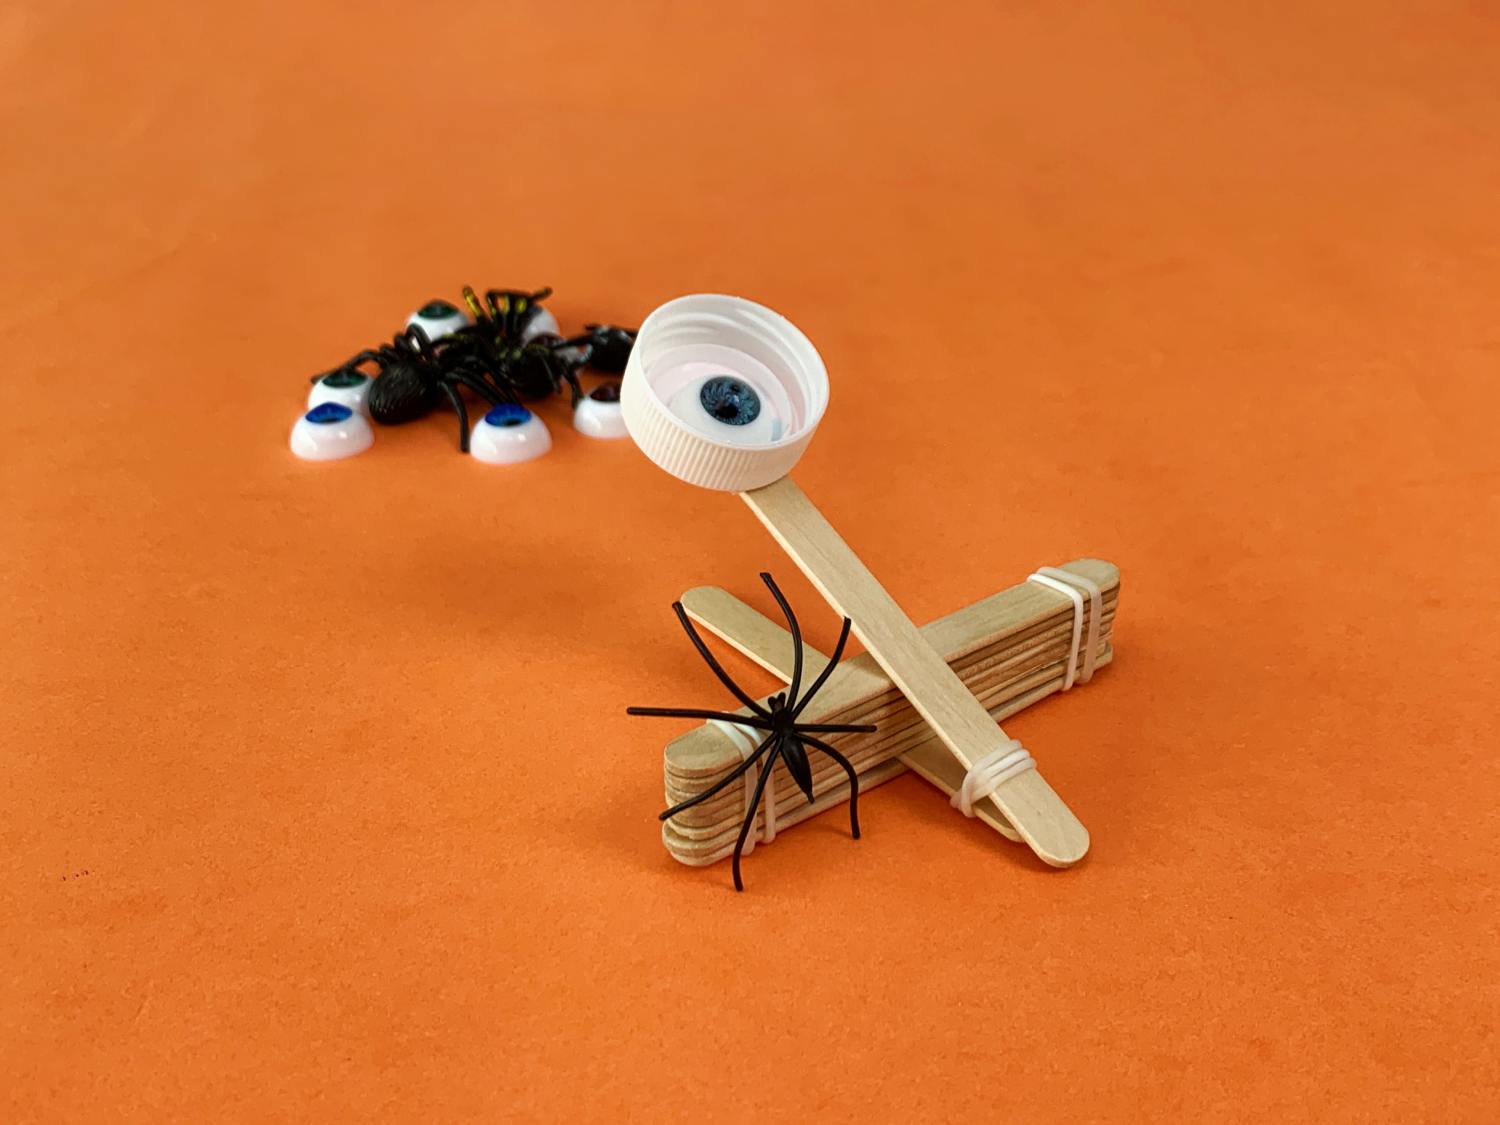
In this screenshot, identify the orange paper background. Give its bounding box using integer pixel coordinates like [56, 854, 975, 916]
[3, 2, 1497, 1120]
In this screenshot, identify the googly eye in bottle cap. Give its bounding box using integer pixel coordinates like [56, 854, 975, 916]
[619, 294, 828, 492]
[573, 382, 628, 439]
[308, 368, 372, 416]
[290, 402, 374, 461]
[470, 404, 552, 465]
[406, 299, 470, 342]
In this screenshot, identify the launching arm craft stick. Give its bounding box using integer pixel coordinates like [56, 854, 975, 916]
[621, 294, 1092, 868]
[739, 477, 1088, 865]
[661, 560, 1117, 865]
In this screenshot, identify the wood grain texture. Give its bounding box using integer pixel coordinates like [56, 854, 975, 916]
[682, 585, 1023, 840]
[659, 564, 1117, 864]
[741, 476, 1090, 866]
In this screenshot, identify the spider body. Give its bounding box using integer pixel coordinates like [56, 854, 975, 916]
[464, 285, 556, 342]
[313, 325, 513, 453]
[444, 286, 587, 406]
[568, 324, 637, 374]
[459, 331, 586, 405]
[628, 572, 877, 891]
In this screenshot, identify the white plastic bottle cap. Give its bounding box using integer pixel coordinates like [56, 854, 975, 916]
[470, 404, 552, 464]
[290, 403, 374, 461]
[620, 294, 828, 491]
[308, 369, 372, 416]
[406, 299, 471, 341]
[573, 383, 628, 439]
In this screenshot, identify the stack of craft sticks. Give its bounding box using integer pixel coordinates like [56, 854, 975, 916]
[659, 558, 1120, 865]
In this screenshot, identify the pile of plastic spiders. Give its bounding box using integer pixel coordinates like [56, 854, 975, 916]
[289, 286, 637, 464]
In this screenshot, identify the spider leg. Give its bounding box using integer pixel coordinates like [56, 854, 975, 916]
[488, 286, 553, 313]
[759, 573, 806, 710]
[462, 285, 486, 322]
[559, 332, 597, 368]
[555, 352, 584, 407]
[448, 369, 508, 406]
[445, 350, 511, 399]
[487, 290, 509, 329]
[404, 324, 435, 353]
[732, 735, 786, 892]
[669, 602, 773, 719]
[799, 733, 862, 840]
[792, 616, 855, 720]
[437, 381, 472, 453]
[625, 706, 773, 731]
[795, 721, 879, 734]
[658, 731, 775, 822]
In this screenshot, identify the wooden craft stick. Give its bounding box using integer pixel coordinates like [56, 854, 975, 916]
[741, 476, 1089, 866]
[659, 560, 1117, 865]
[681, 585, 1022, 841]
[663, 578, 1118, 786]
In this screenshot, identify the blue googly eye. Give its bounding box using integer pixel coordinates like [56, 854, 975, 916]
[472, 404, 550, 464]
[291, 402, 372, 460]
[484, 404, 533, 428]
[306, 403, 354, 424]
[698, 376, 761, 426]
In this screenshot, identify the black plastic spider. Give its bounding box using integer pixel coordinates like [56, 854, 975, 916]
[445, 285, 587, 406]
[567, 324, 637, 374]
[462, 285, 555, 343]
[311, 324, 515, 453]
[628, 572, 877, 891]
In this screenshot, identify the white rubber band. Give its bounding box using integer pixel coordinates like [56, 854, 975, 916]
[709, 720, 775, 853]
[1027, 566, 1103, 690]
[950, 739, 1035, 817]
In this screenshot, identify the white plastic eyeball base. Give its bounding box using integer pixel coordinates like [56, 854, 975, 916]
[308, 370, 372, 416]
[522, 306, 561, 342]
[620, 294, 829, 492]
[470, 405, 552, 464]
[573, 384, 628, 439]
[291, 403, 374, 461]
[406, 300, 471, 341]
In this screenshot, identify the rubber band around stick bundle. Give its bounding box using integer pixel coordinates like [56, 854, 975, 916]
[1027, 566, 1103, 690]
[951, 739, 1035, 817]
[710, 720, 776, 853]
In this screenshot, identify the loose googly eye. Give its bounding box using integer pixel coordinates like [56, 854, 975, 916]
[406, 299, 470, 341]
[308, 368, 372, 416]
[470, 404, 552, 464]
[521, 305, 561, 342]
[572, 382, 627, 439]
[290, 402, 374, 461]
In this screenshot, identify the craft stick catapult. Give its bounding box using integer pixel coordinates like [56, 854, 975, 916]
[621, 295, 1117, 888]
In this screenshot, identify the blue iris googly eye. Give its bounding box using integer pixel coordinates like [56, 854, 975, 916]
[306, 403, 354, 424]
[484, 404, 533, 428]
[290, 400, 372, 460]
[699, 376, 761, 426]
[471, 404, 550, 464]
